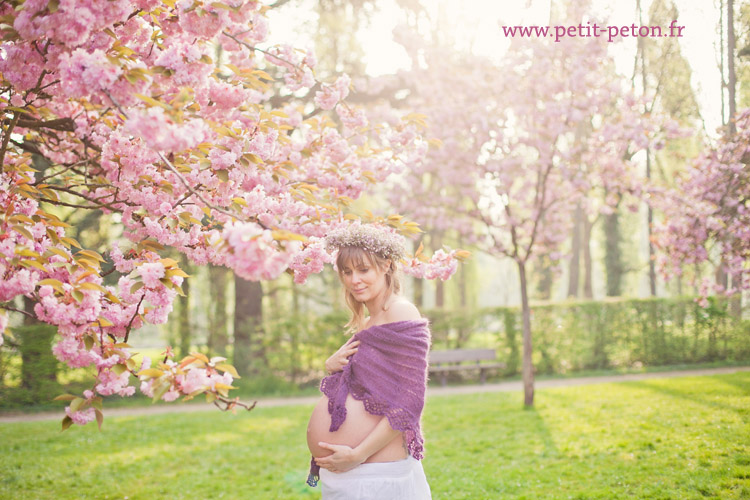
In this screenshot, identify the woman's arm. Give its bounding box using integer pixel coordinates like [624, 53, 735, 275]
[315, 417, 401, 473]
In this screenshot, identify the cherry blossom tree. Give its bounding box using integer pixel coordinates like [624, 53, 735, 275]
[651, 108, 750, 307]
[373, 11, 678, 405]
[0, 0, 462, 429]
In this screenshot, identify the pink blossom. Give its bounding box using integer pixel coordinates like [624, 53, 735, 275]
[65, 406, 96, 426]
[315, 74, 351, 110]
[58, 49, 122, 98]
[126, 107, 210, 153]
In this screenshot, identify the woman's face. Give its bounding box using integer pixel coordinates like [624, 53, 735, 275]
[340, 255, 388, 305]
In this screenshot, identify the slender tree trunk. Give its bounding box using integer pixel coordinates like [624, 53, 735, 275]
[177, 254, 191, 358]
[290, 280, 300, 384]
[583, 217, 594, 299]
[726, 0, 741, 318]
[604, 206, 624, 297]
[720, 0, 726, 126]
[518, 258, 534, 406]
[413, 277, 424, 309]
[433, 233, 445, 308]
[728, 0, 736, 134]
[208, 264, 229, 356]
[536, 254, 552, 301]
[568, 201, 582, 297]
[645, 149, 656, 296]
[233, 276, 263, 377]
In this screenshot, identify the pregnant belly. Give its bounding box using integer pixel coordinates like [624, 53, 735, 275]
[307, 394, 406, 463]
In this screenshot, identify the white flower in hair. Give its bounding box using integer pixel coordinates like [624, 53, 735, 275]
[325, 223, 407, 261]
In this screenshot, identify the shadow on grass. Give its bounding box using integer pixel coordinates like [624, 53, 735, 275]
[621, 372, 750, 417]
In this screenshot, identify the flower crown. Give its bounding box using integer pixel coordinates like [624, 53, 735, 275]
[325, 223, 407, 261]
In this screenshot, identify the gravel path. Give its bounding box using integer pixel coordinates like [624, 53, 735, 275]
[2, 365, 748, 424]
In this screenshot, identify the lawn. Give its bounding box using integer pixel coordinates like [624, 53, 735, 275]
[1, 372, 748, 499]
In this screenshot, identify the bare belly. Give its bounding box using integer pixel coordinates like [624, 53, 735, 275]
[307, 394, 406, 463]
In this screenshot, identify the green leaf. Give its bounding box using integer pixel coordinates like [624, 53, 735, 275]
[134, 93, 172, 111]
[216, 169, 229, 182]
[130, 281, 145, 294]
[215, 363, 240, 379]
[137, 368, 165, 379]
[152, 381, 171, 403]
[69, 397, 85, 413]
[61, 416, 73, 432]
[83, 335, 95, 351]
[38, 278, 64, 293]
[111, 363, 127, 376]
[53, 394, 77, 402]
[95, 409, 103, 431]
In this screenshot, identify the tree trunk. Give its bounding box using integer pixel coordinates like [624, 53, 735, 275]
[518, 259, 535, 406]
[233, 275, 263, 377]
[19, 297, 58, 396]
[433, 233, 445, 308]
[720, 0, 726, 126]
[583, 217, 594, 299]
[207, 264, 229, 356]
[536, 254, 552, 301]
[567, 201, 582, 298]
[177, 254, 191, 358]
[604, 207, 624, 297]
[644, 148, 657, 296]
[728, 0, 737, 134]
[413, 276, 424, 309]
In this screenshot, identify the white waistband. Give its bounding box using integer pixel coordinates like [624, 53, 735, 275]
[320, 456, 420, 479]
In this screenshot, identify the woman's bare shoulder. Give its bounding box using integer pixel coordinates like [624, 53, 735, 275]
[385, 298, 421, 323]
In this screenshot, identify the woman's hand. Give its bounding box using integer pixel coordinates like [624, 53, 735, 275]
[325, 338, 360, 374]
[314, 443, 364, 473]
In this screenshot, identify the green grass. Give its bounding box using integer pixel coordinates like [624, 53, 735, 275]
[1, 372, 748, 499]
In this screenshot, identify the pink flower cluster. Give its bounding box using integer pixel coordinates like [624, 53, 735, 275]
[126, 107, 211, 154]
[315, 74, 351, 110]
[222, 222, 302, 281]
[403, 249, 459, 281]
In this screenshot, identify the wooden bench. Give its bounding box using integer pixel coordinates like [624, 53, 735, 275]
[428, 348, 506, 387]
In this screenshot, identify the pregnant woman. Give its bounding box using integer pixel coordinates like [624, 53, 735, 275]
[306, 224, 432, 500]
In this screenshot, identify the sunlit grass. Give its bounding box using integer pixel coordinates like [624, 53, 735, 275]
[1, 372, 748, 499]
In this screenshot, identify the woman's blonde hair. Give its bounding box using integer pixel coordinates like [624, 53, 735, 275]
[336, 246, 402, 333]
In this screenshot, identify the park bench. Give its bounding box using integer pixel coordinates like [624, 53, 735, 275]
[428, 348, 506, 387]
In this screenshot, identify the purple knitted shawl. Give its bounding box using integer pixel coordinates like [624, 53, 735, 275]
[306, 319, 431, 487]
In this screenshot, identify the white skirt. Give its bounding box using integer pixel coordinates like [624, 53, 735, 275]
[319, 456, 432, 500]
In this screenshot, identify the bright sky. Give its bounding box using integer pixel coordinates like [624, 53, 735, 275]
[269, 0, 726, 135]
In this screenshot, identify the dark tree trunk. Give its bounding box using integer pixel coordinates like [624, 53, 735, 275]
[518, 259, 535, 406]
[19, 297, 58, 396]
[567, 201, 582, 298]
[583, 217, 594, 299]
[208, 264, 229, 356]
[177, 254, 191, 358]
[233, 276, 263, 377]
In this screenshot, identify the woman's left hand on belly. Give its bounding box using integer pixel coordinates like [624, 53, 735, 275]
[314, 442, 364, 473]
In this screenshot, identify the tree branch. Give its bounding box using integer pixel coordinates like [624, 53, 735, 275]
[102, 89, 267, 228]
[0, 304, 36, 319]
[0, 111, 20, 173]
